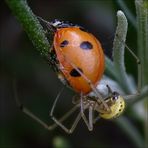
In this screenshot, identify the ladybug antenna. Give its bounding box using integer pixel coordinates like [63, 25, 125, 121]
[37, 16, 52, 25]
[37, 16, 57, 31]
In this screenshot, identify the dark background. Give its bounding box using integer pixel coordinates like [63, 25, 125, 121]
[1, 0, 142, 148]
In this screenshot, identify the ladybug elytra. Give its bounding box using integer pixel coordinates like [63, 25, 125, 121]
[46, 19, 105, 94]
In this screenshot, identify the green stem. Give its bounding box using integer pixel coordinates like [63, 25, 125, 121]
[5, 0, 50, 58]
[135, 0, 148, 86]
[135, 0, 148, 147]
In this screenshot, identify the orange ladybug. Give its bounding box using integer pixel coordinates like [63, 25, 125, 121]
[45, 19, 105, 94]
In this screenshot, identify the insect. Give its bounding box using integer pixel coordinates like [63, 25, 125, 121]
[14, 17, 141, 133]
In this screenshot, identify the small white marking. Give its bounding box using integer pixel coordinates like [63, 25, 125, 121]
[52, 21, 62, 27]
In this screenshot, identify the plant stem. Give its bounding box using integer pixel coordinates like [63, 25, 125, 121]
[105, 57, 117, 79]
[135, 0, 148, 86]
[135, 0, 148, 147]
[112, 10, 134, 93]
[5, 0, 50, 58]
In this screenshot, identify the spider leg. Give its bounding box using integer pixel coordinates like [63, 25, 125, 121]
[80, 93, 93, 131]
[88, 105, 94, 130]
[49, 103, 80, 130]
[13, 79, 55, 130]
[50, 87, 83, 133]
[124, 43, 142, 92]
[14, 79, 81, 132]
[118, 41, 142, 100]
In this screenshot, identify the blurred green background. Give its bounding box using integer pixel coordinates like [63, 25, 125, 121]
[1, 0, 145, 148]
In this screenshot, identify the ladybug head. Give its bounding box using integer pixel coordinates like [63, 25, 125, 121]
[51, 19, 77, 28]
[38, 16, 84, 31]
[51, 19, 64, 27]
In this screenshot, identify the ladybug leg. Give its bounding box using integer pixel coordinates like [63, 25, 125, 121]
[80, 93, 93, 131]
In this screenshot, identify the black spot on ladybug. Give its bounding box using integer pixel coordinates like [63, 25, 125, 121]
[70, 68, 83, 77]
[60, 40, 69, 47]
[80, 41, 93, 50]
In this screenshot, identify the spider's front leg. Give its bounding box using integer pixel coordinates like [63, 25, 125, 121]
[13, 79, 56, 131]
[49, 88, 86, 134]
[14, 79, 81, 133]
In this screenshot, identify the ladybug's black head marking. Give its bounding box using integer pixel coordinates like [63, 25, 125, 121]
[70, 68, 83, 77]
[51, 19, 63, 27]
[80, 41, 93, 50]
[51, 19, 81, 28]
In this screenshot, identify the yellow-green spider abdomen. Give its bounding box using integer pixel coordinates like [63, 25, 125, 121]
[99, 95, 125, 119]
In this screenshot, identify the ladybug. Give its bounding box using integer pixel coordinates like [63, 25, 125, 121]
[42, 19, 105, 95]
